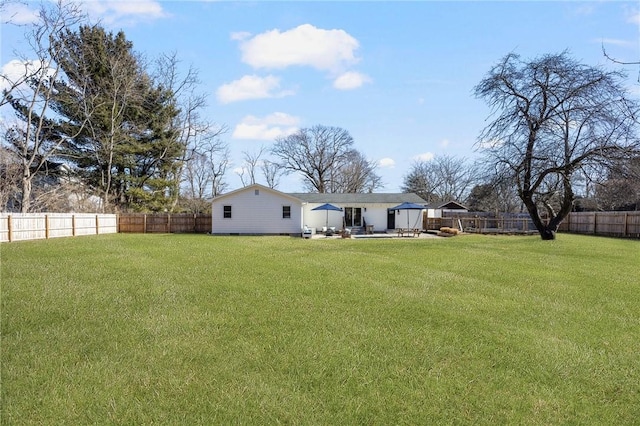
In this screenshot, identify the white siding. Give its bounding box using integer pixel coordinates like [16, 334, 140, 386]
[303, 204, 344, 231]
[303, 203, 413, 231]
[212, 187, 303, 235]
[361, 204, 395, 230]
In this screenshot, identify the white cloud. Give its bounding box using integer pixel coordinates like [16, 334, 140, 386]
[599, 38, 635, 47]
[81, 0, 168, 24]
[378, 158, 396, 168]
[2, 2, 39, 24]
[2, 1, 168, 27]
[230, 31, 252, 41]
[413, 152, 435, 162]
[216, 75, 294, 104]
[333, 71, 372, 90]
[625, 7, 640, 25]
[232, 112, 300, 141]
[238, 24, 360, 72]
[1, 60, 29, 93]
[440, 139, 450, 148]
[0, 59, 51, 93]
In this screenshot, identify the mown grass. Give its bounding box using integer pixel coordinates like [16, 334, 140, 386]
[1, 233, 639, 424]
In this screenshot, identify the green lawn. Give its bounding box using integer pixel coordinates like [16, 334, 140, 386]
[1, 233, 639, 424]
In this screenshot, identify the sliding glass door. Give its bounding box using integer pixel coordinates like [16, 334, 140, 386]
[344, 207, 362, 227]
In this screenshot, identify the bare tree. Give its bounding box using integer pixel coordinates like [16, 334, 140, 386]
[401, 160, 440, 203]
[261, 160, 282, 189]
[153, 52, 209, 210]
[241, 145, 267, 186]
[272, 125, 380, 193]
[402, 155, 476, 203]
[466, 176, 521, 213]
[206, 139, 230, 197]
[475, 51, 640, 239]
[432, 155, 477, 201]
[0, 145, 21, 210]
[602, 43, 640, 83]
[595, 155, 640, 211]
[181, 136, 229, 211]
[331, 149, 383, 193]
[1, 1, 88, 212]
[153, 52, 231, 206]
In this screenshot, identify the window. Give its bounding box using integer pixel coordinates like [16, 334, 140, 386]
[282, 205, 291, 219]
[223, 205, 232, 219]
[255, 189, 260, 196]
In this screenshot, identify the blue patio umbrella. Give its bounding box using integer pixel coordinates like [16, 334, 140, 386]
[311, 203, 343, 231]
[390, 202, 426, 229]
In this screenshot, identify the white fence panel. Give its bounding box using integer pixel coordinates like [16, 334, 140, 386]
[98, 215, 118, 234]
[74, 214, 99, 236]
[48, 214, 74, 238]
[0, 213, 117, 242]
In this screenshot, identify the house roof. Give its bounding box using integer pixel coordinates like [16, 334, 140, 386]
[288, 192, 427, 205]
[212, 183, 303, 203]
[212, 185, 466, 209]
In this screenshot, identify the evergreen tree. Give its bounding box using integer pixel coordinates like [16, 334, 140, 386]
[51, 26, 183, 211]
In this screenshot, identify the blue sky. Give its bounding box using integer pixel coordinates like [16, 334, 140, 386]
[2, 1, 639, 193]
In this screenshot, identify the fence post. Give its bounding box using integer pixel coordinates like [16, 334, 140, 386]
[624, 212, 629, 237]
[7, 214, 12, 242]
[45, 214, 50, 239]
[167, 214, 171, 233]
[72, 214, 76, 236]
[143, 214, 147, 233]
[95, 214, 99, 235]
[593, 212, 597, 234]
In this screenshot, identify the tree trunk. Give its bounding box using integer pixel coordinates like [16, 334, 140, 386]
[523, 197, 558, 240]
[20, 172, 32, 213]
[539, 228, 556, 240]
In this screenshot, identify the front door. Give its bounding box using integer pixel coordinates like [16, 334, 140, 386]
[344, 207, 362, 227]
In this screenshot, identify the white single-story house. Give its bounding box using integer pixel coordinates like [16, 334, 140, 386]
[211, 183, 466, 236]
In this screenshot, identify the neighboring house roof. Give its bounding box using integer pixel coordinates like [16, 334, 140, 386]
[432, 201, 468, 210]
[288, 192, 427, 204]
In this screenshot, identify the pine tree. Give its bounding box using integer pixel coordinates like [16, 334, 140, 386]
[51, 26, 183, 211]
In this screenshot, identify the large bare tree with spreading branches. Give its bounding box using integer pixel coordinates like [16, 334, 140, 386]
[271, 125, 382, 193]
[475, 51, 640, 240]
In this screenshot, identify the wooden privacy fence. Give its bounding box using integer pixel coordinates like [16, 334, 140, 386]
[0, 213, 118, 242]
[425, 215, 537, 235]
[118, 213, 211, 234]
[429, 211, 640, 238]
[556, 211, 640, 238]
